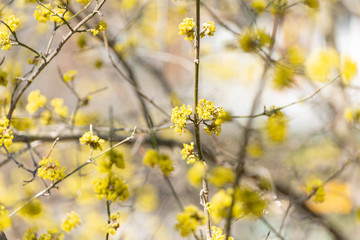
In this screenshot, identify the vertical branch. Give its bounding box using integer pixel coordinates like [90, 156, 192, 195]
[194, 0, 211, 239]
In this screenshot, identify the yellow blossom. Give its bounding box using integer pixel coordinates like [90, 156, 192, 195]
[0, 31, 11, 50]
[175, 205, 205, 237]
[33, 4, 52, 23]
[272, 63, 294, 89]
[39, 228, 64, 240]
[23, 228, 37, 240]
[38, 157, 66, 182]
[5, 15, 20, 32]
[209, 166, 234, 188]
[0, 205, 11, 231]
[98, 149, 125, 172]
[305, 48, 340, 82]
[266, 107, 287, 142]
[143, 149, 174, 176]
[187, 162, 206, 187]
[178, 17, 195, 41]
[91, 20, 107, 35]
[306, 178, 325, 202]
[79, 131, 105, 150]
[181, 142, 198, 164]
[239, 27, 271, 53]
[341, 55, 357, 84]
[0, 68, 8, 86]
[93, 173, 129, 202]
[210, 226, 234, 240]
[197, 99, 227, 136]
[286, 45, 305, 65]
[50, 7, 70, 24]
[201, 21, 215, 37]
[171, 104, 193, 135]
[105, 212, 121, 235]
[50, 98, 69, 118]
[252, 0, 266, 13]
[26, 90, 47, 114]
[304, 0, 319, 9]
[61, 211, 81, 232]
[0, 116, 13, 148]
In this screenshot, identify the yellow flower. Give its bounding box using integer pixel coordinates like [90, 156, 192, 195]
[171, 104, 193, 135]
[105, 212, 121, 235]
[39, 228, 64, 240]
[235, 186, 267, 217]
[266, 107, 287, 142]
[210, 226, 234, 240]
[79, 131, 105, 150]
[181, 142, 198, 164]
[91, 20, 107, 35]
[239, 27, 271, 53]
[38, 157, 66, 182]
[0, 31, 11, 50]
[197, 99, 227, 136]
[178, 17, 196, 41]
[252, 0, 266, 13]
[286, 45, 305, 65]
[306, 178, 325, 203]
[201, 21, 215, 37]
[33, 4, 52, 23]
[23, 228, 38, 240]
[50, 98, 69, 118]
[61, 211, 81, 232]
[98, 149, 125, 172]
[209, 166, 234, 188]
[0, 205, 11, 231]
[187, 162, 206, 187]
[143, 149, 174, 176]
[272, 63, 294, 89]
[0, 116, 13, 148]
[0, 68, 8, 86]
[5, 15, 20, 32]
[93, 173, 129, 202]
[175, 205, 205, 237]
[26, 90, 47, 114]
[50, 7, 70, 24]
[341, 55, 357, 84]
[304, 0, 319, 9]
[305, 48, 340, 82]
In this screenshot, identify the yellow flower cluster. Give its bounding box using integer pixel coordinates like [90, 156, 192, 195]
[272, 63, 294, 89]
[344, 106, 360, 123]
[251, 0, 266, 13]
[143, 149, 174, 176]
[34, 4, 70, 24]
[0, 205, 11, 231]
[197, 99, 227, 136]
[105, 212, 121, 235]
[208, 166, 234, 188]
[304, 0, 319, 9]
[0, 116, 13, 148]
[79, 131, 105, 150]
[93, 173, 130, 202]
[306, 178, 325, 203]
[39, 228, 64, 240]
[210, 226, 234, 240]
[63, 69, 78, 82]
[91, 20, 107, 35]
[98, 149, 125, 173]
[266, 107, 287, 142]
[61, 211, 81, 232]
[239, 27, 271, 53]
[175, 205, 205, 237]
[37, 157, 66, 182]
[5, 15, 20, 32]
[171, 104, 192, 135]
[187, 162, 206, 186]
[50, 98, 69, 118]
[305, 48, 339, 82]
[236, 187, 267, 217]
[26, 90, 47, 114]
[23, 227, 64, 240]
[341, 55, 358, 84]
[181, 142, 198, 164]
[0, 32, 11, 50]
[0, 15, 19, 50]
[201, 21, 216, 37]
[178, 17, 196, 41]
